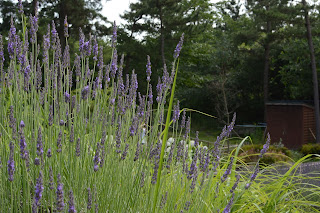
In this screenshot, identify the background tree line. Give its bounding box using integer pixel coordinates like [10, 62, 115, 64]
[1, 0, 320, 128]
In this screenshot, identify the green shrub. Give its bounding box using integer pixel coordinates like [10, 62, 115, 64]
[239, 144, 292, 165]
[301, 143, 320, 156]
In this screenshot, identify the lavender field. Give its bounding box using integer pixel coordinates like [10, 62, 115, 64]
[0, 2, 320, 213]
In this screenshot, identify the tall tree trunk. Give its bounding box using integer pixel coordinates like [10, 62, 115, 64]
[263, 19, 271, 122]
[302, 0, 320, 143]
[58, 0, 67, 49]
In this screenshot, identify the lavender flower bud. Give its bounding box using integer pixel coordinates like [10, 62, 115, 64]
[230, 175, 240, 193]
[47, 148, 52, 158]
[110, 49, 118, 79]
[93, 36, 98, 61]
[134, 142, 141, 161]
[184, 117, 191, 139]
[8, 18, 16, 59]
[7, 142, 15, 182]
[56, 174, 65, 212]
[57, 130, 62, 153]
[32, 171, 44, 212]
[140, 172, 145, 188]
[49, 167, 54, 190]
[111, 21, 117, 48]
[221, 157, 234, 183]
[87, 188, 92, 210]
[259, 133, 270, 158]
[49, 105, 53, 126]
[76, 138, 80, 157]
[34, 157, 40, 166]
[195, 131, 199, 148]
[93, 142, 100, 172]
[172, 101, 180, 123]
[160, 192, 168, 209]
[81, 86, 90, 100]
[121, 144, 129, 160]
[180, 109, 186, 129]
[222, 193, 234, 213]
[18, 0, 24, 14]
[68, 190, 76, 213]
[19, 131, 27, 159]
[146, 55, 151, 82]
[37, 127, 43, 157]
[173, 33, 184, 59]
[64, 16, 69, 38]
[59, 120, 65, 126]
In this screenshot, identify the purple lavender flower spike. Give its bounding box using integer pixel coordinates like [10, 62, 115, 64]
[8, 17, 16, 59]
[259, 133, 270, 158]
[8, 142, 15, 182]
[32, 171, 44, 213]
[245, 164, 260, 189]
[184, 116, 191, 139]
[29, 14, 39, 44]
[34, 157, 40, 166]
[110, 49, 118, 79]
[81, 86, 90, 100]
[134, 141, 141, 161]
[68, 190, 76, 213]
[151, 141, 161, 184]
[146, 55, 152, 82]
[121, 144, 129, 160]
[221, 157, 234, 183]
[111, 21, 117, 48]
[47, 148, 52, 158]
[18, 0, 24, 14]
[173, 33, 184, 59]
[93, 142, 100, 172]
[57, 130, 62, 153]
[20, 131, 27, 159]
[49, 167, 54, 190]
[63, 45, 70, 69]
[65, 92, 70, 103]
[37, 127, 43, 157]
[230, 175, 240, 193]
[222, 193, 235, 213]
[156, 77, 162, 103]
[49, 105, 53, 126]
[172, 101, 180, 123]
[76, 138, 80, 157]
[56, 174, 65, 212]
[64, 16, 69, 38]
[160, 192, 168, 209]
[195, 131, 199, 148]
[93, 36, 98, 61]
[87, 188, 92, 210]
[180, 109, 186, 129]
[0, 35, 5, 69]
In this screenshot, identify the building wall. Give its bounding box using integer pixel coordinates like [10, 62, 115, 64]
[266, 105, 303, 149]
[303, 106, 316, 144]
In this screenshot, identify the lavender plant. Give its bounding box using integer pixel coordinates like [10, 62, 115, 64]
[0, 3, 320, 213]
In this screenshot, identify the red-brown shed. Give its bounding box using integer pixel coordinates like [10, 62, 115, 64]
[266, 101, 316, 149]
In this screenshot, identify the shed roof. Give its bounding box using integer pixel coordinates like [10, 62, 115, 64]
[266, 100, 314, 109]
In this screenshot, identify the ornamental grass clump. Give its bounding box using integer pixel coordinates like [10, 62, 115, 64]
[1, 4, 320, 213]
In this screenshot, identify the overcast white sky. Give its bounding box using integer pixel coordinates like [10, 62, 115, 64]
[102, 0, 222, 25]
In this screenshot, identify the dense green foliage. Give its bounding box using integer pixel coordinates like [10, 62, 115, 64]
[1, 0, 320, 125]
